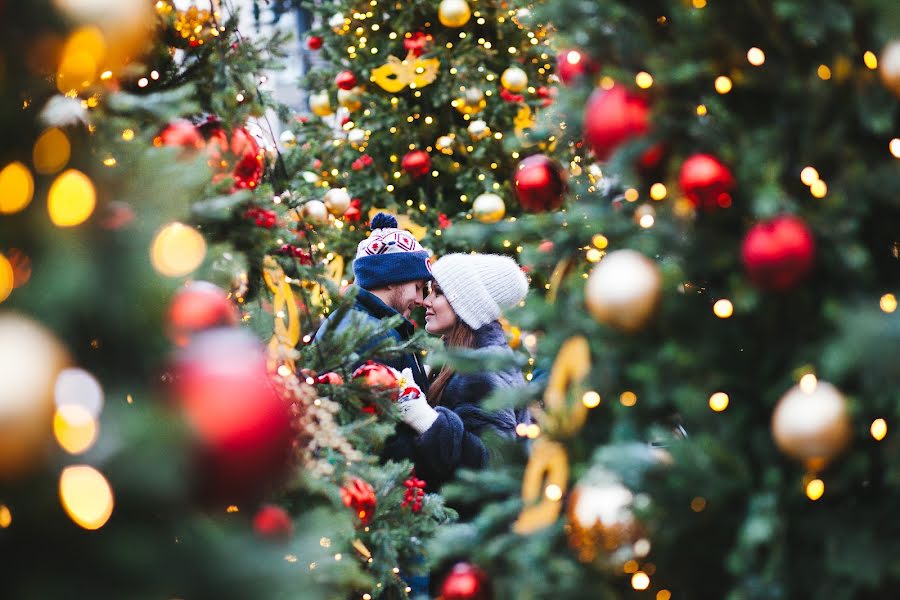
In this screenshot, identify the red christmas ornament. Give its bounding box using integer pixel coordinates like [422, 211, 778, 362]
[556, 49, 599, 86]
[401, 471, 427, 512]
[438, 213, 452, 229]
[156, 119, 204, 153]
[404, 31, 434, 56]
[229, 127, 263, 190]
[343, 198, 362, 222]
[253, 504, 294, 541]
[741, 215, 816, 291]
[679, 153, 736, 210]
[512, 154, 567, 213]
[401, 150, 431, 178]
[583, 85, 650, 161]
[315, 372, 344, 386]
[172, 329, 292, 504]
[638, 142, 666, 171]
[306, 35, 323, 50]
[335, 70, 358, 91]
[352, 361, 400, 400]
[340, 477, 377, 525]
[441, 562, 492, 600]
[538, 240, 554, 253]
[167, 281, 239, 347]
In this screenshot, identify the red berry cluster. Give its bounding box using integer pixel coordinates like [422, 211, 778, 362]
[245, 207, 277, 228]
[341, 478, 377, 526]
[536, 86, 554, 107]
[278, 244, 312, 264]
[351, 154, 374, 171]
[499, 86, 524, 103]
[438, 213, 452, 229]
[401, 472, 426, 512]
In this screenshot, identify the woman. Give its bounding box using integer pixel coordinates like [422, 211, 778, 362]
[387, 253, 530, 490]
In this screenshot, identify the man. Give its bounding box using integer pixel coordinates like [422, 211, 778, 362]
[313, 212, 432, 391]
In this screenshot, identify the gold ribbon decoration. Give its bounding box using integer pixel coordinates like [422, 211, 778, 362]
[263, 256, 301, 371]
[371, 52, 440, 93]
[366, 208, 428, 241]
[513, 438, 570, 535]
[537, 335, 591, 438]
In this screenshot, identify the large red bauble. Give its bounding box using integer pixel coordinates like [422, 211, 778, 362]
[512, 154, 567, 212]
[340, 477, 377, 526]
[679, 153, 735, 210]
[441, 562, 492, 600]
[352, 361, 400, 400]
[172, 329, 292, 503]
[335, 70, 358, 91]
[741, 215, 815, 291]
[306, 35, 323, 50]
[253, 504, 294, 541]
[556, 49, 599, 86]
[156, 119, 204, 153]
[401, 150, 431, 178]
[583, 85, 650, 161]
[167, 281, 239, 347]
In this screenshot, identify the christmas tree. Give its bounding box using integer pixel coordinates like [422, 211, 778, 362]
[429, 1, 900, 598]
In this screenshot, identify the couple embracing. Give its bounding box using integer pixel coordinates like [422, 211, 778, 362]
[314, 213, 530, 490]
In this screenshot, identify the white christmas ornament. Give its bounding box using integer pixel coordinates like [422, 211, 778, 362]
[303, 200, 328, 224]
[329, 13, 346, 31]
[323, 188, 352, 215]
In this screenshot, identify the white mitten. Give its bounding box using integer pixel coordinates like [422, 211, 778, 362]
[396, 368, 438, 433]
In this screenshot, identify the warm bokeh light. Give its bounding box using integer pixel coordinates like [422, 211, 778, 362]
[33, 128, 71, 175]
[631, 571, 650, 590]
[799, 373, 818, 394]
[0, 162, 35, 214]
[805, 478, 824, 501]
[650, 183, 667, 200]
[709, 392, 730, 412]
[800, 166, 819, 186]
[880, 293, 897, 313]
[150, 222, 207, 277]
[635, 71, 653, 89]
[53, 405, 99, 455]
[696, 104, 708, 116]
[623, 560, 639, 574]
[582, 391, 601, 408]
[713, 299, 734, 318]
[624, 188, 639, 202]
[59, 465, 114, 530]
[810, 179, 827, 198]
[0, 254, 13, 304]
[690, 496, 706, 512]
[692, 0, 707, 7]
[0, 504, 10, 528]
[56, 26, 106, 93]
[864, 50, 878, 69]
[592, 234, 609, 249]
[545, 484, 562, 501]
[54, 368, 104, 417]
[586, 248, 603, 263]
[620, 391, 637, 406]
[714, 75, 732, 94]
[890, 138, 900, 158]
[48, 169, 96, 227]
[871, 418, 888, 441]
[657, 591, 672, 600]
[817, 64, 831, 80]
[747, 47, 766, 66]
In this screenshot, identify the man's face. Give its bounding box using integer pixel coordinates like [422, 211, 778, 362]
[387, 280, 427, 318]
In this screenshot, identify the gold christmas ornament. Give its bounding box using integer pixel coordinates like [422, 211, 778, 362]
[454, 87, 487, 115]
[371, 54, 440, 93]
[324, 188, 352, 216]
[468, 119, 491, 140]
[501, 66, 529, 93]
[0, 312, 71, 479]
[337, 86, 363, 112]
[567, 470, 644, 566]
[472, 193, 506, 223]
[438, 0, 471, 28]
[303, 200, 329, 224]
[771, 378, 852, 466]
[309, 91, 333, 117]
[585, 250, 661, 331]
[878, 40, 900, 97]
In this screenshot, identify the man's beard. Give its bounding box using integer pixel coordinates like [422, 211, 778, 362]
[388, 288, 408, 316]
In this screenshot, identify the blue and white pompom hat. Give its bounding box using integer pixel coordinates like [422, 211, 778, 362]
[352, 213, 433, 289]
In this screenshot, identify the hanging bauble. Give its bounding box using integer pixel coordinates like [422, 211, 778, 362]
[172, 328, 292, 503]
[335, 70, 358, 91]
[679, 153, 735, 210]
[303, 200, 329, 224]
[352, 361, 400, 400]
[0, 313, 71, 480]
[583, 85, 650, 161]
[401, 150, 431, 178]
[438, 0, 471, 28]
[585, 249, 661, 331]
[512, 7, 532, 26]
[501, 67, 528, 93]
[306, 35, 323, 51]
[473, 193, 506, 223]
[878, 40, 900, 97]
[166, 281, 239, 347]
[340, 477, 377, 526]
[567, 468, 645, 566]
[328, 12, 346, 32]
[337, 86, 363, 112]
[436, 135, 455, 154]
[455, 87, 486, 115]
[253, 504, 294, 541]
[279, 129, 297, 148]
[557, 50, 599, 86]
[324, 188, 352, 215]
[441, 562, 492, 600]
[512, 154, 567, 213]
[772, 379, 852, 466]
[741, 215, 815, 291]
[309, 91, 334, 117]
[156, 119, 204, 153]
[467, 119, 491, 140]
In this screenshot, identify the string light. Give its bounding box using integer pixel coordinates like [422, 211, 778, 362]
[650, 183, 667, 200]
[715, 76, 733, 94]
[696, 104, 708, 116]
[620, 391, 637, 406]
[713, 299, 734, 318]
[805, 478, 824, 501]
[635, 71, 654, 88]
[709, 392, 729, 412]
[889, 138, 900, 158]
[631, 572, 650, 590]
[582, 391, 601, 408]
[880, 293, 897, 313]
[817, 64, 831, 80]
[863, 50, 878, 69]
[747, 47, 766, 66]
[871, 418, 888, 441]
[800, 166, 819, 186]
[810, 179, 827, 198]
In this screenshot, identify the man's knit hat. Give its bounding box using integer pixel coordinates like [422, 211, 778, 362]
[431, 253, 528, 330]
[352, 213, 433, 289]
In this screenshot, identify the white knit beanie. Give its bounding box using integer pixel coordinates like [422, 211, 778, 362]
[431, 253, 529, 330]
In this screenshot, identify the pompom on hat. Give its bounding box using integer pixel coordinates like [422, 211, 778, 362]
[431, 253, 528, 329]
[352, 213, 433, 289]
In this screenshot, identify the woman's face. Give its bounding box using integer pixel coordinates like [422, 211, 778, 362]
[423, 282, 457, 335]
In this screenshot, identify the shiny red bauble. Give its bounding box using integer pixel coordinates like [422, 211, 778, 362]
[253, 504, 294, 541]
[741, 215, 815, 291]
[335, 70, 358, 91]
[401, 150, 431, 178]
[556, 49, 599, 85]
[172, 329, 292, 504]
[166, 281, 239, 347]
[583, 85, 650, 161]
[512, 154, 567, 212]
[156, 119, 204, 153]
[306, 35, 323, 50]
[679, 153, 736, 210]
[315, 371, 344, 386]
[441, 562, 492, 600]
[340, 477, 377, 526]
[352, 361, 400, 400]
